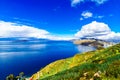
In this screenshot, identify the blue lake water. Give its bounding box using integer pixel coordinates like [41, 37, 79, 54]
[0, 40, 95, 80]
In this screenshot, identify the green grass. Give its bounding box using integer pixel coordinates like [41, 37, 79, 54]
[31, 43, 120, 80]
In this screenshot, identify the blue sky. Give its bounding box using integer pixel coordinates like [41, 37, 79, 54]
[0, 0, 120, 40]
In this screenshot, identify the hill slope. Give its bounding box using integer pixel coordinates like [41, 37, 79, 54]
[31, 43, 120, 80]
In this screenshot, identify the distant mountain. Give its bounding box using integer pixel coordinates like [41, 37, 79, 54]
[30, 43, 120, 80]
[78, 37, 120, 43]
[0, 37, 18, 41]
[0, 37, 52, 42]
[0, 37, 72, 42]
[73, 38, 115, 49]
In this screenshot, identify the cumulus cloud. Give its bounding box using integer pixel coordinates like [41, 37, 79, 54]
[81, 11, 93, 18]
[71, 0, 108, 7]
[75, 21, 120, 41]
[0, 21, 74, 40]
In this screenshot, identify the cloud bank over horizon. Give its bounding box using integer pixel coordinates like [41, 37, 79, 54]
[0, 21, 49, 38]
[75, 21, 120, 41]
[71, 0, 108, 7]
[0, 21, 74, 40]
[0, 20, 120, 42]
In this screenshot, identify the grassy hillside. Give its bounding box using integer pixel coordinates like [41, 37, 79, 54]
[31, 43, 120, 80]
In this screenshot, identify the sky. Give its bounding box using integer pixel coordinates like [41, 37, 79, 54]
[0, 0, 120, 41]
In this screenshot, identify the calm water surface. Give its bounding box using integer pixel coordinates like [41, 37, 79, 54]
[0, 40, 95, 80]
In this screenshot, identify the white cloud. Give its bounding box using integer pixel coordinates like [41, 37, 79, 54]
[71, 0, 108, 7]
[0, 21, 74, 41]
[91, 0, 108, 5]
[71, 0, 84, 7]
[75, 21, 120, 41]
[81, 11, 93, 18]
[80, 11, 104, 20]
[47, 35, 76, 41]
[80, 17, 84, 20]
[0, 21, 49, 38]
[97, 15, 104, 19]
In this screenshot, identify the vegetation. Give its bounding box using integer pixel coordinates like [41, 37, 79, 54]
[30, 43, 120, 80]
[6, 72, 26, 80]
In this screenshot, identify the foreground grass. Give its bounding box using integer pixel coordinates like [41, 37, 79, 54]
[31, 43, 120, 80]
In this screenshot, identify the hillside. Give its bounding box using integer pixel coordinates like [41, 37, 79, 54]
[30, 43, 120, 80]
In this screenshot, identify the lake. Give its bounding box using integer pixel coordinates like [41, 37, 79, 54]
[0, 40, 95, 80]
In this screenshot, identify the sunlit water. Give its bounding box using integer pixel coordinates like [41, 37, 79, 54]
[0, 40, 95, 80]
